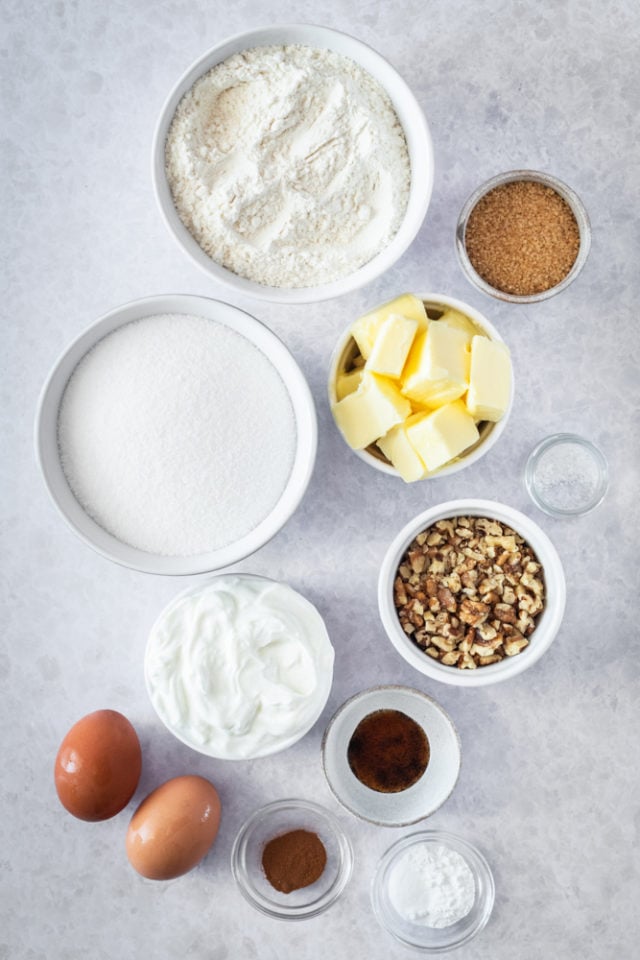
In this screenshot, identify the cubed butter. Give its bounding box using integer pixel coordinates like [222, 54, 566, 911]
[351, 294, 428, 359]
[437, 309, 478, 343]
[335, 368, 363, 401]
[406, 400, 480, 472]
[365, 314, 419, 379]
[377, 414, 429, 483]
[466, 336, 512, 422]
[401, 321, 470, 407]
[332, 372, 411, 450]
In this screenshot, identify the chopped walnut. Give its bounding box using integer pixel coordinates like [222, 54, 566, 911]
[393, 515, 545, 669]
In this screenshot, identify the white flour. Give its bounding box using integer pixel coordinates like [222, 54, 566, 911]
[165, 45, 410, 288]
[57, 314, 296, 557]
[388, 842, 476, 928]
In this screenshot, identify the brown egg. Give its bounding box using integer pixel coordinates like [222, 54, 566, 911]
[54, 709, 142, 821]
[126, 775, 221, 880]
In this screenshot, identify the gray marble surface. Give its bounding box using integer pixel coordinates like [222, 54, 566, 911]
[2, 0, 639, 957]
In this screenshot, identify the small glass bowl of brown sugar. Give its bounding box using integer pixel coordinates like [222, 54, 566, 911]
[456, 170, 591, 303]
[231, 798, 353, 920]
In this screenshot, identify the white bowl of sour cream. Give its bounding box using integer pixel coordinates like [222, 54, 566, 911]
[145, 574, 335, 760]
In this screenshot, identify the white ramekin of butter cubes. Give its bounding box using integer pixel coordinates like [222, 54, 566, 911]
[328, 293, 513, 482]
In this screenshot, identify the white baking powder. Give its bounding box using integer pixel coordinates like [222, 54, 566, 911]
[57, 314, 296, 556]
[388, 842, 476, 928]
[165, 44, 410, 288]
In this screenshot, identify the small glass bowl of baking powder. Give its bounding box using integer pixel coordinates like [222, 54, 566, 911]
[525, 434, 609, 517]
[371, 830, 495, 952]
[455, 170, 591, 303]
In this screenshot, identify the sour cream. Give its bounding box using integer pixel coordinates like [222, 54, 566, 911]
[145, 575, 334, 759]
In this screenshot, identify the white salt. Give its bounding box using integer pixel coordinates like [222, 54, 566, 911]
[534, 441, 602, 511]
[57, 313, 296, 556]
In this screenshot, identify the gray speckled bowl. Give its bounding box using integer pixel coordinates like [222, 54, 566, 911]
[321, 686, 461, 826]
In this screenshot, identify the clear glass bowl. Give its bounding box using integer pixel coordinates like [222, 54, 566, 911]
[371, 830, 495, 952]
[231, 798, 353, 920]
[525, 433, 609, 517]
[455, 170, 591, 303]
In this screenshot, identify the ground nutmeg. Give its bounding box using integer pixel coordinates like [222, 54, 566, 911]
[261, 829, 327, 894]
[464, 179, 581, 296]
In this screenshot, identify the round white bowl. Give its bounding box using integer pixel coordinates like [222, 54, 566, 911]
[322, 686, 461, 826]
[35, 294, 317, 575]
[145, 574, 334, 759]
[371, 830, 495, 952]
[152, 24, 433, 304]
[231, 798, 353, 920]
[378, 500, 566, 686]
[328, 294, 513, 478]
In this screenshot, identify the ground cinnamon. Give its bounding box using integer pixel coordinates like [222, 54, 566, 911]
[261, 829, 327, 894]
[347, 708, 430, 793]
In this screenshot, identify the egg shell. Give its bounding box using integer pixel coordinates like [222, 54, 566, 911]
[126, 775, 221, 881]
[54, 709, 142, 821]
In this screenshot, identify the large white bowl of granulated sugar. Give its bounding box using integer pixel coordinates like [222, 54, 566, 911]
[35, 295, 317, 575]
[152, 25, 433, 304]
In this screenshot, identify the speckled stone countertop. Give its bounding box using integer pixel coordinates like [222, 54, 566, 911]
[2, 1, 639, 958]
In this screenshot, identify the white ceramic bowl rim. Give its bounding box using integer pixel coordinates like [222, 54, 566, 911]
[144, 574, 334, 759]
[152, 23, 434, 304]
[328, 293, 514, 478]
[378, 499, 566, 686]
[34, 294, 317, 575]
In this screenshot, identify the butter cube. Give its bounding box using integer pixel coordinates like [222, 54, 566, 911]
[406, 401, 480, 472]
[332, 372, 411, 450]
[377, 415, 429, 482]
[466, 336, 512, 422]
[351, 294, 428, 359]
[438, 309, 478, 343]
[402, 321, 470, 407]
[365, 314, 418, 379]
[335, 368, 363, 401]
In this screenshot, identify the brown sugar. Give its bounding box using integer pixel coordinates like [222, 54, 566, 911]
[464, 180, 580, 296]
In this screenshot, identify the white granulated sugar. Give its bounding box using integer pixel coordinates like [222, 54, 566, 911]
[388, 842, 476, 928]
[57, 314, 296, 556]
[165, 44, 410, 288]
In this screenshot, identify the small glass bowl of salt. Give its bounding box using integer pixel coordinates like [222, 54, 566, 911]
[371, 830, 495, 952]
[525, 434, 609, 518]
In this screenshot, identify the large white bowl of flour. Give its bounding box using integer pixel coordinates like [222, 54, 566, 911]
[35, 295, 317, 575]
[152, 25, 433, 303]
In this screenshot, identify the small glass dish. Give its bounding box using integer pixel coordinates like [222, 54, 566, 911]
[371, 830, 495, 953]
[455, 170, 591, 303]
[525, 433, 609, 517]
[230, 798, 353, 920]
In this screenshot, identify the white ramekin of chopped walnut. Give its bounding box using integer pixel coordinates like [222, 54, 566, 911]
[378, 500, 566, 686]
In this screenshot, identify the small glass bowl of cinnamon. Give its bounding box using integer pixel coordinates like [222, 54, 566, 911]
[231, 798, 353, 920]
[455, 170, 591, 303]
